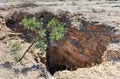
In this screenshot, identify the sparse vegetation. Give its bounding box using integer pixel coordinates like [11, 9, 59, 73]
[21, 17, 41, 31]
[47, 18, 66, 41]
[101, 9, 106, 12]
[3, 34, 11, 46]
[91, 8, 97, 13]
[11, 42, 22, 62]
[20, 17, 66, 61]
[21, 17, 46, 52]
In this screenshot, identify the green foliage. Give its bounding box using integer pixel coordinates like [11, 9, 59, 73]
[35, 38, 47, 52]
[21, 17, 66, 53]
[12, 43, 22, 53]
[11, 43, 22, 62]
[21, 17, 41, 31]
[91, 8, 97, 13]
[47, 18, 66, 41]
[21, 17, 46, 52]
[32, 36, 46, 52]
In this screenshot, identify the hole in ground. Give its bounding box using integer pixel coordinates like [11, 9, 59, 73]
[5, 11, 114, 75]
[46, 25, 114, 74]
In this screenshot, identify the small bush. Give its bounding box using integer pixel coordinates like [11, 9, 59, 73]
[21, 17, 41, 31]
[21, 17, 66, 53]
[11, 42, 22, 62]
[91, 8, 97, 13]
[47, 18, 66, 41]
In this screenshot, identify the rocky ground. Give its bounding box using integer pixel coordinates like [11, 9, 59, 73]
[0, 0, 120, 79]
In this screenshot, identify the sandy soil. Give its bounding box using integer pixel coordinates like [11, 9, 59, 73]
[0, 0, 120, 79]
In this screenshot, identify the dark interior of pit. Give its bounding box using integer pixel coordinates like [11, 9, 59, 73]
[6, 11, 114, 75]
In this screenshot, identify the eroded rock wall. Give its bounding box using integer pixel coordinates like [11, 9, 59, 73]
[46, 23, 114, 74]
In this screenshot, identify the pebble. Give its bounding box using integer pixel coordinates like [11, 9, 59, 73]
[0, 33, 5, 40]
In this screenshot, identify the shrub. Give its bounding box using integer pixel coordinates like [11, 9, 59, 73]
[21, 17, 66, 53]
[11, 42, 22, 62]
[21, 17, 41, 31]
[47, 18, 66, 41]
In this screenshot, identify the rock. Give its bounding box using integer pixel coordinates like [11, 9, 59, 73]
[0, 5, 6, 10]
[46, 23, 113, 74]
[102, 50, 120, 61]
[0, 33, 5, 40]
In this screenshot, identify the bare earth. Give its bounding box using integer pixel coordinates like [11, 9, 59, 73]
[0, 0, 120, 79]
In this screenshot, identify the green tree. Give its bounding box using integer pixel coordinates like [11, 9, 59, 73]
[19, 17, 66, 61]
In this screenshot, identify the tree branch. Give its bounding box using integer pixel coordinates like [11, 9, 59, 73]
[18, 41, 35, 62]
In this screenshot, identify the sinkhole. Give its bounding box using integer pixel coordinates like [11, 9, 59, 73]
[6, 11, 114, 75]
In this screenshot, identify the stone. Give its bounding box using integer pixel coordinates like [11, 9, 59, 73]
[102, 50, 120, 61]
[0, 33, 5, 40]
